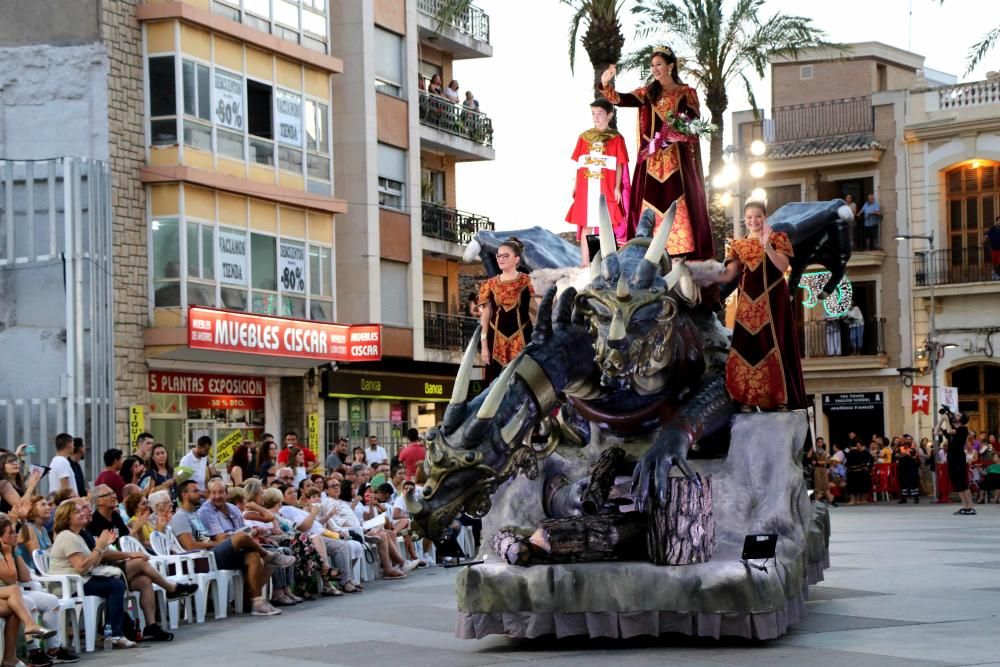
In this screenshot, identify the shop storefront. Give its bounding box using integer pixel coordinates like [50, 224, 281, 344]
[145, 306, 381, 466]
[322, 369, 473, 455]
[821, 392, 886, 446]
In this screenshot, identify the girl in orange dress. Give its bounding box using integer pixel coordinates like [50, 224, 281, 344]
[478, 237, 534, 381]
[598, 46, 714, 259]
[712, 200, 806, 410]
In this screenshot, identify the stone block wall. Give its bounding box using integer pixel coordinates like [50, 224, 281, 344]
[102, 0, 149, 448]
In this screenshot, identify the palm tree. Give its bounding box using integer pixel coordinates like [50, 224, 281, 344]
[623, 0, 832, 177]
[564, 0, 628, 97]
[937, 2, 998, 74]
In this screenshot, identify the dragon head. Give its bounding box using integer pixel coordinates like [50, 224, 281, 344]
[574, 202, 701, 397]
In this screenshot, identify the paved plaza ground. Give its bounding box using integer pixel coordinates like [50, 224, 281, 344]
[94, 502, 999, 667]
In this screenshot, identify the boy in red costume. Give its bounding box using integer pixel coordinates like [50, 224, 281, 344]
[565, 99, 629, 265]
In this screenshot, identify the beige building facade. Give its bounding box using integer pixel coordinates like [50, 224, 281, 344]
[730, 43, 966, 447]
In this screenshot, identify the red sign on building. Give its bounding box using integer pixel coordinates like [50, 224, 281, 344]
[149, 370, 267, 410]
[187, 307, 382, 362]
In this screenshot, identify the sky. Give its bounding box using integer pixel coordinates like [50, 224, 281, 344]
[452, 0, 997, 233]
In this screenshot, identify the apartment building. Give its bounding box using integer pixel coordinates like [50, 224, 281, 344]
[0, 0, 370, 473]
[326, 0, 494, 445]
[729, 43, 957, 446]
[901, 76, 1000, 437]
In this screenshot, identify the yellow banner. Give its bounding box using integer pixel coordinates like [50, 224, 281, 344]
[216, 429, 244, 464]
[307, 413, 320, 458]
[129, 406, 144, 453]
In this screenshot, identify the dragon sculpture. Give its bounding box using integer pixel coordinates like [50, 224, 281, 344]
[407, 198, 852, 553]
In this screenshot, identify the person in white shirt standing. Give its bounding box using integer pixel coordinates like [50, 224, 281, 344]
[178, 436, 215, 491]
[47, 433, 79, 495]
[365, 435, 388, 466]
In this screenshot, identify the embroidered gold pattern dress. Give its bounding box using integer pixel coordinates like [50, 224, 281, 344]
[478, 273, 534, 380]
[724, 232, 806, 409]
[600, 82, 714, 259]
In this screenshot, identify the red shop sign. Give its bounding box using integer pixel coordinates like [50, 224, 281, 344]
[187, 395, 265, 410]
[187, 307, 382, 362]
[149, 371, 266, 397]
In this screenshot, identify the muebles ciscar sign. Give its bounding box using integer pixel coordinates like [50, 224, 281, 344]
[187, 307, 381, 362]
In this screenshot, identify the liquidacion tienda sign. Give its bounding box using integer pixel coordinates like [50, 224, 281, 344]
[275, 89, 302, 147]
[217, 230, 247, 286]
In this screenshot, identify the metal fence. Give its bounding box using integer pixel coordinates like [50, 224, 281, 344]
[914, 248, 997, 286]
[421, 201, 494, 244]
[801, 317, 886, 358]
[323, 420, 412, 462]
[416, 0, 491, 43]
[419, 92, 494, 147]
[770, 96, 874, 143]
[424, 312, 477, 351]
[0, 158, 114, 482]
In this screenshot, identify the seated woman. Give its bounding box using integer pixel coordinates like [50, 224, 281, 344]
[258, 487, 353, 596]
[0, 452, 42, 520]
[16, 496, 51, 570]
[276, 485, 355, 595]
[0, 513, 79, 666]
[123, 490, 154, 547]
[228, 444, 253, 486]
[119, 456, 147, 489]
[343, 481, 409, 579]
[49, 501, 135, 649]
[140, 443, 175, 495]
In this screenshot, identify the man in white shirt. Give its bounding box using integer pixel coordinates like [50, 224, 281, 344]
[365, 435, 388, 466]
[48, 433, 79, 495]
[178, 435, 214, 491]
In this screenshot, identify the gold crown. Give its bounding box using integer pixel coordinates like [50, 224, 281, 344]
[652, 44, 674, 58]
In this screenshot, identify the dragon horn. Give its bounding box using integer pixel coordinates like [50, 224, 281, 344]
[500, 402, 531, 445]
[589, 250, 603, 282]
[404, 489, 428, 515]
[616, 272, 630, 300]
[608, 309, 626, 342]
[441, 325, 481, 434]
[643, 201, 676, 267]
[597, 195, 620, 279]
[476, 355, 522, 420]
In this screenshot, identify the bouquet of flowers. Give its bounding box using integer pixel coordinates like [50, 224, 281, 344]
[666, 111, 718, 138]
[648, 112, 718, 154]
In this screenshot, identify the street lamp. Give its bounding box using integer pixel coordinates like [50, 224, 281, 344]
[896, 231, 956, 435]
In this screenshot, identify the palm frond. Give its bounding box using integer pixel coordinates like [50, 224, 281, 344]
[430, 0, 474, 34]
[966, 26, 1000, 74]
[567, 3, 589, 75]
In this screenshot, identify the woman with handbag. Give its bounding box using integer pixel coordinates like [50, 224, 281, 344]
[48, 501, 135, 649]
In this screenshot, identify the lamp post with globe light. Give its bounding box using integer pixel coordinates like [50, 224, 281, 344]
[895, 231, 958, 435]
[713, 140, 767, 237]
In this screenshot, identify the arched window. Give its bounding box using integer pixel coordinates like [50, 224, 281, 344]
[945, 161, 998, 279]
[948, 362, 1000, 435]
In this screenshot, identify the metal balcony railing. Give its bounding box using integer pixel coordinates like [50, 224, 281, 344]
[424, 312, 478, 351]
[419, 91, 494, 147]
[770, 96, 874, 143]
[800, 317, 886, 358]
[422, 201, 494, 244]
[914, 248, 997, 286]
[416, 0, 491, 43]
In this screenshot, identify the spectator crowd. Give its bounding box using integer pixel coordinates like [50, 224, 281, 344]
[805, 428, 1000, 510]
[0, 425, 473, 665]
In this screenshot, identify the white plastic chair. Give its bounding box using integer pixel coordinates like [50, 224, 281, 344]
[118, 535, 190, 629]
[20, 579, 81, 653]
[32, 549, 103, 653]
[148, 530, 222, 623]
[166, 527, 244, 618]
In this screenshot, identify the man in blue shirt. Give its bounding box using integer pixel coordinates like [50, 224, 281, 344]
[198, 479, 245, 536]
[860, 193, 882, 250]
[985, 215, 1000, 279]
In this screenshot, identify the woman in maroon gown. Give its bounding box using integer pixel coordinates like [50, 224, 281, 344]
[599, 46, 714, 260]
[713, 200, 806, 410]
[478, 237, 534, 381]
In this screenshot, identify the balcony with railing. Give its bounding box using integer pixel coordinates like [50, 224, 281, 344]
[914, 248, 997, 286]
[422, 201, 494, 247]
[927, 79, 1000, 112]
[424, 312, 478, 352]
[416, 0, 492, 59]
[759, 96, 881, 163]
[419, 92, 495, 159]
[800, 317, 887, 367]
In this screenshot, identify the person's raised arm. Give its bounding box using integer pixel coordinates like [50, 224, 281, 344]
[479, 299, 492, 366]
[599, 64, 644, 107]
[761, 224, 791, 273]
